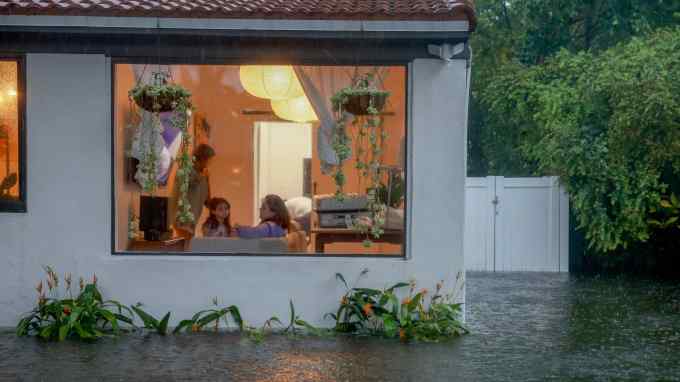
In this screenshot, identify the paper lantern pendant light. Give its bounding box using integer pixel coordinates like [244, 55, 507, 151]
[239, 65, 305, 100]
[271, 95, 318, 123]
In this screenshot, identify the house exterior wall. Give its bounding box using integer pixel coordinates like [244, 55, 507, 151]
[0, 53, 468, 327]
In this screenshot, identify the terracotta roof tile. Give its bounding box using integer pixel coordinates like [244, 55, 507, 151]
[0, 0, 476, 29]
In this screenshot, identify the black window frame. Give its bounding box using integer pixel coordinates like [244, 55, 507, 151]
[0, 54, 27, 213]
[110, 59, 410, 258]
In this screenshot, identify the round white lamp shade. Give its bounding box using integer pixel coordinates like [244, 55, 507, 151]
[239, 65, 305, 100]
[271, 95, 318, 123]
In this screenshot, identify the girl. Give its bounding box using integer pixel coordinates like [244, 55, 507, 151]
[235, 194, 291, 238]
[202, 197, 233, 237]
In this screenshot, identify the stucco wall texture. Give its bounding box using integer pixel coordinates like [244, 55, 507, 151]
[0, 54, 468, 327]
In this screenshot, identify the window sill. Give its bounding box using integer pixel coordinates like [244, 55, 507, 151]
[110, 251, 407, 259]
[0, 199, 27, 213]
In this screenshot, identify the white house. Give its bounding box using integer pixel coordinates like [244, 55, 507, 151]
[0, 0, 475, 326]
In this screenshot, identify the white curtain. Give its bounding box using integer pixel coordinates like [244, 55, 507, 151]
[293, 66, 354, 174]
[293, 66, 390, 173]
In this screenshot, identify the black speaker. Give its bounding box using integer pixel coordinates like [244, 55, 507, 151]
[139, 196, 168, 241]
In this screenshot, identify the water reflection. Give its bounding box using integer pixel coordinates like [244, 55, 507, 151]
[1, 273, 679, 381]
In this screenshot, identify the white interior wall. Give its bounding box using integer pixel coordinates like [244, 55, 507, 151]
[253, 122, 312, 222]
[0, 54, 468, 326]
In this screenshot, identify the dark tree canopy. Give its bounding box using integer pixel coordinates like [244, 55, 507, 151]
[468, 1, 680, 253]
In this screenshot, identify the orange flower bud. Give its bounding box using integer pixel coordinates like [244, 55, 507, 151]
[63, 306, 71, 316]
[191, 323, 200, 332]
[401, 297, 411, 305]
[362, 303, 373, 317]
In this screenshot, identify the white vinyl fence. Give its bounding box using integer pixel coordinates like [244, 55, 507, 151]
[465, 177, 569, 272]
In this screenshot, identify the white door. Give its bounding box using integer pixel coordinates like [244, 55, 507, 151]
[253, 122, 312, 222]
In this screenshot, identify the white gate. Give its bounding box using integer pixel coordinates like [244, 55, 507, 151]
[465, 177, 569, 272]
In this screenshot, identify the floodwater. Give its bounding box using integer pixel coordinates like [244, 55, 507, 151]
[1, 272, 679, 381]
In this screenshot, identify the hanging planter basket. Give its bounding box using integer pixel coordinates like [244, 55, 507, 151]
[130, 83, 192, 113]
[343, 92, 389, 115]
[127, 70, 196, 225]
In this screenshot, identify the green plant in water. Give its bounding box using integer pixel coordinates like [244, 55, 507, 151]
[283, 299, 324, 337]
[327, 269, 468, 342]
[16, 267, 134, 342]
[244, 315, 283, 344]
[173, 297, 243, 334]
[131, 303, 171, 336]
[244, 300, 327, 343]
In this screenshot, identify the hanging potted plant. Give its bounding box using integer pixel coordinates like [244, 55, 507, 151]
[330, 72, 391, 245]
[128, 71, 196, 225]
[331, 72, 389, 116]
[130, 72, 192, 113]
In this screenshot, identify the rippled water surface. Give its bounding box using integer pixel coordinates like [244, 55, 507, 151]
[2, 272, 680, 381]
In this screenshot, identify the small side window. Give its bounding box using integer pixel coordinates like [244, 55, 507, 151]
[0, 57, 26, 213]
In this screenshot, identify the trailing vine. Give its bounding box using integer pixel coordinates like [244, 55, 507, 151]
[129, 71, 196, 225]
[330, 73, 390, 245]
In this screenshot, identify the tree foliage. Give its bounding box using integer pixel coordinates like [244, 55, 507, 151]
[469, 0, 680, 176]
[469, 1, 680, 252]
[480, 27, 680, 252]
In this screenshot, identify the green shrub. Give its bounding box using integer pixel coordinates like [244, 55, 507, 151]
[173, 297, 243, 334]
[16, 267, 133, 341]
[481, 27, 680, 252]
[131, 303, 171, 336]
[326, 270, 468, 342]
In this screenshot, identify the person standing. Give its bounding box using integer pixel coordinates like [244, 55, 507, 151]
[170, 144, 215, 241]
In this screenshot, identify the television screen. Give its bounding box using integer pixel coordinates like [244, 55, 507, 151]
[139, 196, 168, 239]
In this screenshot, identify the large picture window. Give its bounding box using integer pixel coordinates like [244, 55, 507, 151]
[113, 63, 407, 255]
[0, 57, 25, 213]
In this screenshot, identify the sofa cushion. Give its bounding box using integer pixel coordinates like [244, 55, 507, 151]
[189, 237, 288, 253]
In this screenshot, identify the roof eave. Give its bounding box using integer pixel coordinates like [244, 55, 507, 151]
[0, 14, 472, 34]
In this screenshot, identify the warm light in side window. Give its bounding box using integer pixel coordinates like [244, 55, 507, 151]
[7, 89, 16, 97]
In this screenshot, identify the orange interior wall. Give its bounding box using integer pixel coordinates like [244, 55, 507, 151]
[0, 61, 19, 199]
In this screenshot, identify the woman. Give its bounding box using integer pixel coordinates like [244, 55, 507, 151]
[170, 144, 215, 240]
[235, 194, 291, 238]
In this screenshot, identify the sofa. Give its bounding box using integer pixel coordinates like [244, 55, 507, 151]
[189, 237, 289, 253]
